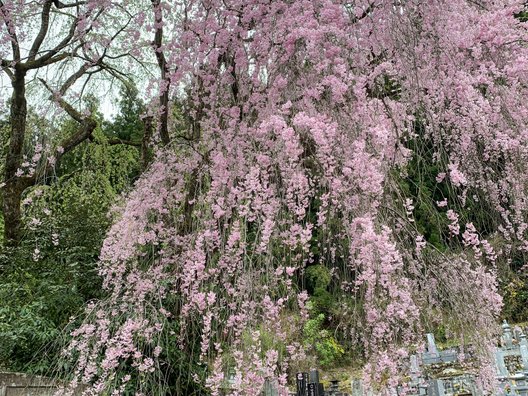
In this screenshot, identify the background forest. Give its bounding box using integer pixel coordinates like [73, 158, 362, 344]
[0, 87, 144, 374]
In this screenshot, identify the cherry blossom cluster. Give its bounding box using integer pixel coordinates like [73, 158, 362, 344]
[55, 0, 528, 394]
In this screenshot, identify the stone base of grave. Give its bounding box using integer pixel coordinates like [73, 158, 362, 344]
[0, 372, 57, 396]
[0, 372, 84, 396]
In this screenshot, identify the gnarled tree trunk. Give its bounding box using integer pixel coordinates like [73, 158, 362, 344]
[3, 67, 27, 245]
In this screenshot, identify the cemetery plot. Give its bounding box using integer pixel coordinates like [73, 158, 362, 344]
[350, 321, 528, 396]
[193, 322, 528, 395]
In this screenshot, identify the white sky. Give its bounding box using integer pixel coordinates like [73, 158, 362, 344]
[0, 1, 158, 122]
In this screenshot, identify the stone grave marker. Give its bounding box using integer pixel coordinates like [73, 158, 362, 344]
[502, 320, 514, 349]
[521, 344, 528, 371]
[296, 372, 308, 396]
[495, 350, 509, 378]
[427, 379, 445, 396]
[262, 378, 280, 396]
[521, 332, 528, 347]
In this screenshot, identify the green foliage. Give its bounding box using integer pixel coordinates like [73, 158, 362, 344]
[158, 322, 209, 396]
[501, 275, 528, 323]
[397, 133, 450, 251]
[103, 84, 146, 143]
[397, 123, 499, 253]
[397, 125, 528, 325]
[0, 118, 140, 373]
[303, 262, 347, 368]
[152, 294, 210, 395]
[302, 307, 344, 368]
[515, 8, 528, 22]
[305, 264, 333, 315]
[0, 249, 83, 373]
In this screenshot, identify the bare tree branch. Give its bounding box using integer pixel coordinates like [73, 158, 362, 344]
[24, 51, 75, 70]
[28, 16, 79, 68]
[59, 62, 93, 95]
[108, 138, 141, 147]
[0, 0, 21, 61]
[29, 1, 105, 69]
[53, 0, 86, 9]
[38, 77, 97, 170]
[39, 77, 86, 123]
[28, 0, 53, 61]
[1, 62, 14, 81]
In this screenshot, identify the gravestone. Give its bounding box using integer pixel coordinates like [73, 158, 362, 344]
[521, 344, 528, 371]
[0, 372, 84, 396]
[427, 334, 438, 355]
[309, 370, 319, 384]
[427, 379, 445, 396]
[502, 320, 514, 349]
[422, 334, 441, 364]
[329, 380, 339, 392]
[296, 372, 308, 396]
[410, 354, 420, 375]
[514, 326, 523, 343]
[307, 383, 317, 396]
[521, 332, 528, 347]
[495, 350, 509, 377]
[307, 370, 323, 396]
[326, 379, 348, 396]
[350, 379, 368, 396]
[261, 378, 279, 396]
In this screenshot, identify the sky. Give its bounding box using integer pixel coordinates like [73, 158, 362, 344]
[0, 2, 156, 122]
[1, 68, 119, 121]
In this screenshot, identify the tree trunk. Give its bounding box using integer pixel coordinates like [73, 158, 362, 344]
[141, 115, 154, 170]
[3, 68, 27, 246]
[151, 0, 170, 146]
[2, 180, 28, 246]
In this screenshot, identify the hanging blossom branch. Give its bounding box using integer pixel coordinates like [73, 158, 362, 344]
[55, 0, 527, 395]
